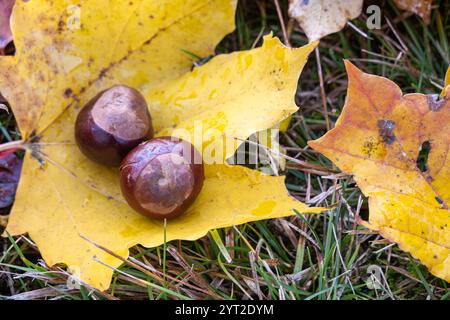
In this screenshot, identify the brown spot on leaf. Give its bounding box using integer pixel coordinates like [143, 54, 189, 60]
[377, 119, 396, 145]
[28, 129, 38, 142]
[98, 65, 115, 80]
[64, 88, 73, 98]
[57, 19, 65, 32]
[435, 196, 444, 206]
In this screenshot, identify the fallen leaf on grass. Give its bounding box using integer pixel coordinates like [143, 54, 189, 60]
[288, 0, 363, 42]
[394, 0, 433, 24]
[0, 0, 14, 54]
[0, 0, 323, 290]
[309, 61, 449, 282]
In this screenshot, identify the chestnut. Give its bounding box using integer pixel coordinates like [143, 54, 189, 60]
[120, 137, 204, 220]
[75, 85, 153, 166]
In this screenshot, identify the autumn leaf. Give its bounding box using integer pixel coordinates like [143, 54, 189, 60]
[288, 0, 363, 41]
[0, 0, 323, 290]
[394, 0, 433, 24]
[0, 0, 14, 54]
[309, 61, 449, 282]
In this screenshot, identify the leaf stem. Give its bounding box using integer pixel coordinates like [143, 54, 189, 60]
[0, 140, 25, 153]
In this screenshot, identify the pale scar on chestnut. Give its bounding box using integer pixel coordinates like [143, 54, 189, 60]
[119, 137, 204, 220]
[74, 85, 154, 166]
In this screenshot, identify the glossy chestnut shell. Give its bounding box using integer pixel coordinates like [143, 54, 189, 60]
[120, 137, 204, 220]
[75, 85, 153, 166]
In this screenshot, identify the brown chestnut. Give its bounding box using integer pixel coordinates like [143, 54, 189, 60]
[120, 137, 204, 220]
[75, 85, 153, 166]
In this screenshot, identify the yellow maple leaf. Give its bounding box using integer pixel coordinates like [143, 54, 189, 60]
[309, 61, 450, 282]
[0, 0, 323, 290]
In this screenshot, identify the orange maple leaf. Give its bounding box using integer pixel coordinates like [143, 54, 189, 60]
[309, 61, 449, 282]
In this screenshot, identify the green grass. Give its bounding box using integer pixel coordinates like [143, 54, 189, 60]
[0, 0, 449, 300]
